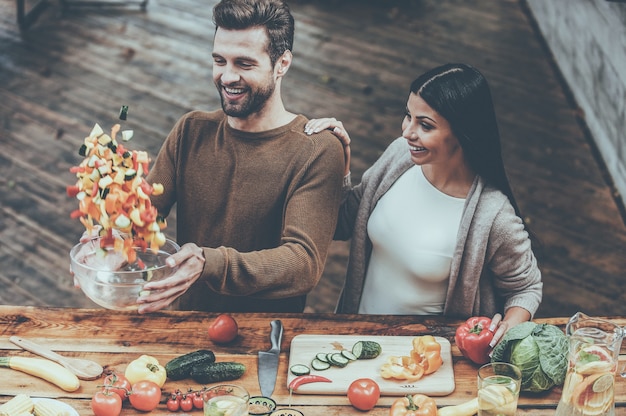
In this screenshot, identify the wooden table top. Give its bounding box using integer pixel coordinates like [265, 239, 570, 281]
[1, 306, 624, 415]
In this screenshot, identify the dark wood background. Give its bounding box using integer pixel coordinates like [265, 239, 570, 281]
[1, 0, 625, 318]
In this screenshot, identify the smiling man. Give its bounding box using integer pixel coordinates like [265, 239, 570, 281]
[140, 0, 345, 313]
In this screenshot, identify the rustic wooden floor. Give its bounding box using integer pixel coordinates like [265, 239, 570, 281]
[1, 0, 625, 318]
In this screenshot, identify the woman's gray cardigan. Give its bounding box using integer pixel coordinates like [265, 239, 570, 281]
[335, 137, 543, 317]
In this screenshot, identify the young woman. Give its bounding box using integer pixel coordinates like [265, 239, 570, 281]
[306, 63, 542, 343]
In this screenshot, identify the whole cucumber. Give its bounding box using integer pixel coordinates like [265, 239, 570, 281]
[190, 362, 246, 384]
[165, 349, 216, 381]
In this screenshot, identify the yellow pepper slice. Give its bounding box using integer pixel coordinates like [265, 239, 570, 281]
[411, 335, 443, 375]
[380, 336, 443, 382]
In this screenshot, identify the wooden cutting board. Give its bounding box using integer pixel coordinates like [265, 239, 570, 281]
[287, 334, 455, 396]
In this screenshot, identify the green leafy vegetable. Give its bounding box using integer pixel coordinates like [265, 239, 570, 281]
[491, 322, 568, 392]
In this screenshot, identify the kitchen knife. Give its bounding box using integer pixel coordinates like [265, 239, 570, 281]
[258, 319, 283, 397]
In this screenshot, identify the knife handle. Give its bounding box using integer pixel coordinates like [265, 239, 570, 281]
[269, 320, 283, 352]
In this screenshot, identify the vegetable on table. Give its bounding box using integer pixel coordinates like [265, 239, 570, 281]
[124, 354, 167, 387]
[436, 397, 479, 416]
[381, 355, 425, 382]
[389, 394, 438, 416]
[207, 314, 239, 344]
[129, 380, 161, 412]
[0, 356, 80, 392]
[103, 372, 131, 401]
[164, 349, 216, 381]
[490, 321, 568, 392]
[381, 335, 443, 382]
[289, 364, 311, 376]
[189, 361, 246, 384]
[347, 378, 380, 411]
[166, 393, 180, 412]
[411, 335, 443, 375]
[91, 389, 123, 416]
[454, 316, 494, 365]
[352, 340, 382, 359]
[288, 374, 332, 392]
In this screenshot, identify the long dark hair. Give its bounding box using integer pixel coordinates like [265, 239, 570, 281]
[213, 0, 294, 66]
[411, 63, 525, 223]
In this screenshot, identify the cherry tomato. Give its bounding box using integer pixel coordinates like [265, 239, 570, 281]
[166, 394, 180, 412]
[103, 372, 131, 401]
[129, 380, 162, 412]
[208, 313, 239, 343]
[174, 388, 183, 400]
[347, 378, 380, 411]
[192, 391, 204, 409]
[91, 389, 122, 416]
[180, 394, 194, 412]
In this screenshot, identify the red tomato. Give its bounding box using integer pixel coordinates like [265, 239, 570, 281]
[91, 390, 122, 416]
[129, 380, 162, 412]
[180, 394, 194, 412]
[166, 394, 180, 412]
[208, 314, 239, 343]
[192, 391, 204, 409]
[347, 378, 380, 411]
[103, 372, 131, 401]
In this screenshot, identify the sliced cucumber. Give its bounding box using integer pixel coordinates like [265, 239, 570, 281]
[352, 340, 382, 359]
[290, 364, 311, 376]
[328, 353, 350, 368]
[315, 352, 330, 363]
[311, 358, 331, 371]
[341, 349, 358, 361]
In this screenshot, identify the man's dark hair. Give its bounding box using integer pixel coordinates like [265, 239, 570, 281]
[213, 0, 295, 66]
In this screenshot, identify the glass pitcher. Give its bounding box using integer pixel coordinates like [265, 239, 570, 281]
[555, 312, 624, 416]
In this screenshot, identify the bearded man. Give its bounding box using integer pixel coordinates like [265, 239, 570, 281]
[139, 0, 345, 313]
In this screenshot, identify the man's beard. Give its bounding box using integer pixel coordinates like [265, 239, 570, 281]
[218, 81, 275, 118]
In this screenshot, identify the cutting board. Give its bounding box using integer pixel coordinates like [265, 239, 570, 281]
[287, 334, 455, 396]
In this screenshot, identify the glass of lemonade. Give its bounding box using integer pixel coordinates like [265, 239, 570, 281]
[477, 362, 522, 416]
[203, 385, 250, 416]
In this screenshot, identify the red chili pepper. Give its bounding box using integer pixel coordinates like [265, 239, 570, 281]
[454, 316, 494, 365]
[140, 208, 157, 224]
[288, 375, 332, 391]
[91, 180, 99, 197]
[66, 185, 81, 198]
[140, 180, 153, 196]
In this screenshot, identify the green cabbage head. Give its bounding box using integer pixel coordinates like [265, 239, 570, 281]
[490, 321, 568, 392]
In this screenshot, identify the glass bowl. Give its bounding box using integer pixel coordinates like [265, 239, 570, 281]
[70, 236, 179, 310]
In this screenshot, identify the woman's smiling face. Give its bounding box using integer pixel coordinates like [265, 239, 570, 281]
[402, 92, 464, 168]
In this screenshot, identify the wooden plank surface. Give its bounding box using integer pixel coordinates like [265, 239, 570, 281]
[0, 306, 625, 415]
[0, 0, 625, 318]
[287, 334, 454, 396]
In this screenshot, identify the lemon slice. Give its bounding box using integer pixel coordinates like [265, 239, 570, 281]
[576, 360, 613, 375]
[478, 384, 515, 411]
[561, 372, 584, 404]
[592, 373, 614, 393]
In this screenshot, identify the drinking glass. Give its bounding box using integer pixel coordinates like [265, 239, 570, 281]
[477, 362, 522, 416]
[203, 385, 250, 416]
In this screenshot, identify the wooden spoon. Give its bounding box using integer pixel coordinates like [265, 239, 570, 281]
[9, 336, 103, 380]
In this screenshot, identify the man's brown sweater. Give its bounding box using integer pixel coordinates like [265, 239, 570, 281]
[147, 110, 345, 312]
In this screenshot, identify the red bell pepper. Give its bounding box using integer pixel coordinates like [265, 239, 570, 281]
[454, 316, 494, 365]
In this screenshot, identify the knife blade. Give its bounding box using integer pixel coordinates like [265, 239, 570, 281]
[258, 319, 283, 397]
